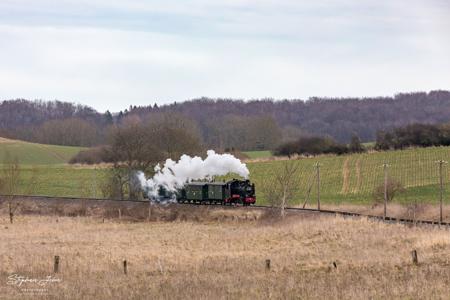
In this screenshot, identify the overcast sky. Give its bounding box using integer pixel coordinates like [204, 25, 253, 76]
[0, 0, 449, 112]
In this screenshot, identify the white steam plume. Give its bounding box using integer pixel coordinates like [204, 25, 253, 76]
[138, 150, 249, 200]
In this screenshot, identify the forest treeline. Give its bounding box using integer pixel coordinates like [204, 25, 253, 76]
[375, 123, 450, 150]
[0, 100, 110, 147]
[1, 90, 450, 150]
[275, 135, 364, 157]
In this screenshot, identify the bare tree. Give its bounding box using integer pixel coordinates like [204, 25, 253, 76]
[35, 117, 99, 146]
[99, 168, 126, 200]
[261, 160, 301, 218]
[203, 115, 281, 151]
[107, 117, 162, 200]
[0, 152, 21, 223]
[372, 177, 405, 205]
[147, 112, 203, 159]
[106, 114, 203, 200]
[110, 116, 164, 172]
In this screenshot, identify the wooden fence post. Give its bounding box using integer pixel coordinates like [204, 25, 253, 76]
[316, 163, 321, 211]
[148, 202, 152, 222]
[411, 250, 418, 265]
[265, 259, 271, 271]
[383, 163, 389, 220]
[54, 255, 60, 273]
[123, 260, 127, 275]
[437, 160, 447, 224]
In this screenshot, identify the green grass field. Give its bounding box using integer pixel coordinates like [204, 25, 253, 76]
[242, 150, 273, 159]
[362, 141, 375, 150]
[13, 165, 107, 198]
[2, 137, 450, 205]
[0, 137, 85, 164]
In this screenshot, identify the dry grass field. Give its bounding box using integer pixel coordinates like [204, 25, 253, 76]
[1, 201, 450, 299]
[319, 202, 450, 223]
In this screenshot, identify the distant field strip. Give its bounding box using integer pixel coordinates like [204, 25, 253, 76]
[242, 150, 272, 159]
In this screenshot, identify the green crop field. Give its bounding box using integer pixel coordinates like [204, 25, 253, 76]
[242, 150, 273, 159]
[233, 146, 450, 205]
[0, 137, 85, 165]
[3, 138, 450, 206]
[12, 165, 107, 198]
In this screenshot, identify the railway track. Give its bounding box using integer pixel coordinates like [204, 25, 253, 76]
[1, 194, 449, 227]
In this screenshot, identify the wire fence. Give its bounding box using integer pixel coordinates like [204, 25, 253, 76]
[303, 153, 447, 202]
[250, 147, 450, 222]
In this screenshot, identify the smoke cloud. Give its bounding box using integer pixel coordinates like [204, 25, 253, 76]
[138, 150, 249, 200]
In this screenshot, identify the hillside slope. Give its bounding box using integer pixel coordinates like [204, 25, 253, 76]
[0, 137, 85, 164]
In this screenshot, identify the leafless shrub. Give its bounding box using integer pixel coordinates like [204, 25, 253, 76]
[260, 160, 301, 218]
[69, 146, 112, 164]
[372, 177, 405, 204]
[0, 152, 21, 223]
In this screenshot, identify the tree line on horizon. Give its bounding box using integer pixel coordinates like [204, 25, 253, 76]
[1, 90, 450, 151]
[375, 123, 450, 150]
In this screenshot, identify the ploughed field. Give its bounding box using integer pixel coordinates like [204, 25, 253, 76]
[1, 205, 450, 299]
[3, 144, 450, 205]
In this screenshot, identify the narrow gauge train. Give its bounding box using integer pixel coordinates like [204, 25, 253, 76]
[155, 179, 256, 205]
[179, 179, 256, 205]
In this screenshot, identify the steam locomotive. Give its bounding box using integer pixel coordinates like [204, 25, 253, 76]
[154, 179, 256, 205]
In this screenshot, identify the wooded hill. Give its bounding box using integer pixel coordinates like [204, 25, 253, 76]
[1, 90, 450, 149]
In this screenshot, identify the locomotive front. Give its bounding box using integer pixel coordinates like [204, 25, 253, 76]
[227, 179, 256, 205]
